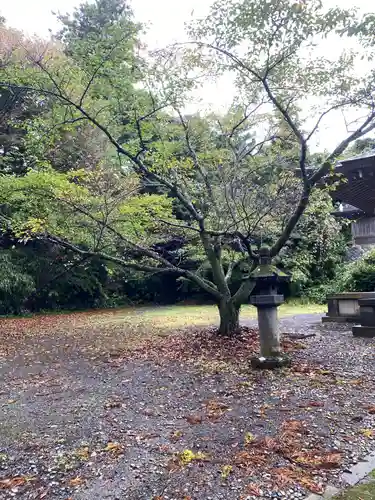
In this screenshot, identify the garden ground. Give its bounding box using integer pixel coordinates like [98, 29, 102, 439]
[0, 304, 374, 499]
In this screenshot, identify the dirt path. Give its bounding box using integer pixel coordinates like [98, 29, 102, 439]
[0, 314, 374, 499]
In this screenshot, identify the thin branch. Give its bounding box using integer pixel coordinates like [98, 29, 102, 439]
[271, 111, 375, 257]
[309, 111, 375, 186]
[175, 108, 220, 220]
[46, 234, 179, 273]
[157, 219, 200, 233]
[228, 101, 264, 139]
[306, 102, 359, 141]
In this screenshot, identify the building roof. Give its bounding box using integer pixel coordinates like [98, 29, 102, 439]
[331, 151, 375, 215]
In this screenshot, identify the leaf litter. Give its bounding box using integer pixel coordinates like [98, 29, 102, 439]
[0, 312, 374, 498]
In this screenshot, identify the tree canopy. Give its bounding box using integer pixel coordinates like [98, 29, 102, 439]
[1, 0, 375, 332]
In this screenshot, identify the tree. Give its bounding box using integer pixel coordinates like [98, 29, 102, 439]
[344, 137, 375, 158]
[2, 0, 375, 339]
[279, 190, 348, 300]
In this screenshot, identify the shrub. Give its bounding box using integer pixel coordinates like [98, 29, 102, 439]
[338, 250, 375, 292]
[0, 252, 35, 314]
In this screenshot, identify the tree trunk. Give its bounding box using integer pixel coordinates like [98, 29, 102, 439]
[218, 300, 240, 336]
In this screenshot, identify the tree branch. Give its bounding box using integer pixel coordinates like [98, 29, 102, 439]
[309, 111, 375, 186]
[46, 233, 221, 298]
[272, 111, 375, 257]
[232, 278, 256, 307]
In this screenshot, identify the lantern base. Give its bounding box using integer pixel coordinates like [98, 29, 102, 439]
[250, 355, 291, 370]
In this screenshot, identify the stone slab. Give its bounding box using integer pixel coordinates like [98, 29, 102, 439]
[250, 355, 291, 370]
[352, 325, 375, 338]
[341, 451, 375, 486]
[327, 292, 375, 300]
[338, 299, 359, 316]
[322, 316, 358, 323]
[323, 485, 340, 498]
[250, 294, 284, 306]
[359, 298, 375, 306]
[304, 485, 340, 500]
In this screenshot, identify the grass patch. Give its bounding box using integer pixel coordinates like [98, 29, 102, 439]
[129, 302, 325, 329]
[335, 474, 375, 499]
[0, 302, 325, 332]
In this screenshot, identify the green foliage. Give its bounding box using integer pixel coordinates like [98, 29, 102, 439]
[344, 137, 375, 158]
[0, 251, 35, 314]
[0, 167, 173, 250]
[189, 0, 360, 111]
[279, 190, 348, 300]
[337, 250, 375, 293]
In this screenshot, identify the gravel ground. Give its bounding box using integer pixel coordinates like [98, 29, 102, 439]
[0, 313, 375, 499]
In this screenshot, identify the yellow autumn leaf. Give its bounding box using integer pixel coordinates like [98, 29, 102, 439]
[221, 464, 233, 479]
[177, 449, 207, 465]
[361, 429, 374, 438]
[244, 431, 255, 445]
[75, 447, 90, 460]
[104, 442, 123, 452]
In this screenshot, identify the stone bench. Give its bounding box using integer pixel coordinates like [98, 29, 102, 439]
[322, 292, 375, 323]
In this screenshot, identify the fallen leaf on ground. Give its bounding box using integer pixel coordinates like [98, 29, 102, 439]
[0, 476, 35, 489]
[74, 447, 90, 460]
[221, 464, 233, 479]
[308, 401, 324, 407]
[291, 450, 342, 469]
[245, 483, 262, 496]
[244, 431, 255, 445]
[282, 420, 306, 433]
[205, 399, 231, 420]
[274, 467, 324, 494]
[256, 436, 279, 451]
[234, 450, 269, 469]
[361, 429, 374, 438]
[185, 414, 203, 424]
[169, 430, 183, 442]
[68, 477, 85, 487]
[177, 449, 207, 465]
[103, 442, 123, 453]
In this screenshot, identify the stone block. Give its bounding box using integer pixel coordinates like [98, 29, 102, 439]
[341, 451, 375, 486]
[250, 294, 284, 307]
[352, 325, 375, 338]
[323, 292, 375, 324]
[250, 355, 291, 370]
[323, 485, 340, 498]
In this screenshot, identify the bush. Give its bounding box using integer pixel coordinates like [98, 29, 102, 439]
[337, 250, 375, 292]
[304, 283, 340, 304]
[0, 252, 35, 314]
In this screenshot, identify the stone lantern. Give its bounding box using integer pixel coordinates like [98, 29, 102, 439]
[250, 246, 291, 369]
